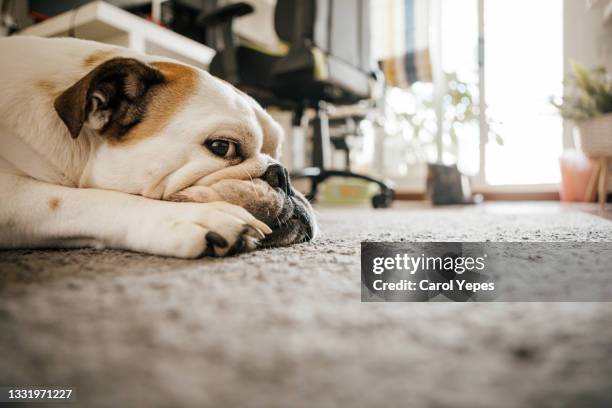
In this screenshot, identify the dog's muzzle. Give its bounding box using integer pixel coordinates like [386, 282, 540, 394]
[167, 164, 316, 248]
[257, 164, 315, 247]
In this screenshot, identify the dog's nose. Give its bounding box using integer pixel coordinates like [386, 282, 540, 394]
[262, 164, 291, 196]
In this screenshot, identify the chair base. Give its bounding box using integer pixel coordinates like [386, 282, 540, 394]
[290, 107, 394, 209]
[291, 167, 395, 208]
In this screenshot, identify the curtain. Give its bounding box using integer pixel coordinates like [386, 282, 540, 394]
[373, 0, 432, 87]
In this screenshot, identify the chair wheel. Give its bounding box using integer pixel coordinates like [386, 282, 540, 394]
[372, 190, 394, 208]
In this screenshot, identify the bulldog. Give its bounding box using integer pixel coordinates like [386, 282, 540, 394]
[0, 36, 316, 258]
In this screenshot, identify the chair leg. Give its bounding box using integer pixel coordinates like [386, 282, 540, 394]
[291, 168, 395, 208]
[598, 157, 609, 210]
[311, 108, 331, 169]
[310, 170, 395, 207]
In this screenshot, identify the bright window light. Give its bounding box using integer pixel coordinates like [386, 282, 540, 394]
[484, 0, 563, 185]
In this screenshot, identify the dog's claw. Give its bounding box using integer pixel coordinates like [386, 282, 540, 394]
[243, 224, 265, 239]
[226, 237, 245, 256]
[205, 231, 228, 248]
[249, 219, 272, 235]
[203, 244, 216, 257]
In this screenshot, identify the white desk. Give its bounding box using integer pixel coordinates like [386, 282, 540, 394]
[19, 1, 215, 70]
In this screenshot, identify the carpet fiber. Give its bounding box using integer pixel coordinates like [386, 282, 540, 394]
[1, 204, 612, 407]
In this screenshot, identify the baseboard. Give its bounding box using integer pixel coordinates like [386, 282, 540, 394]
[395, 191, 561, 201]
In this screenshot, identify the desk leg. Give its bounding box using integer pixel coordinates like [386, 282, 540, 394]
[599, 157, 609, 209]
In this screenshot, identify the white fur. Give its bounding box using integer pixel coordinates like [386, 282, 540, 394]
[0, 36, 284, 257]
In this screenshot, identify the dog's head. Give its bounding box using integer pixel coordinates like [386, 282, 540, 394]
[53, 56, 315, 247]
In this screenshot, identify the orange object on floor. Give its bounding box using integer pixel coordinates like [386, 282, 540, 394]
[559, 150, 599, 202]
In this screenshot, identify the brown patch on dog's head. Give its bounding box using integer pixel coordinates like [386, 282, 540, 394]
[111, 61, 197, 144]
[54, 57, 164, 139]
[82, 50, 116, 68]
[48, 197, 61, 210]
[53, 58, 197, 143]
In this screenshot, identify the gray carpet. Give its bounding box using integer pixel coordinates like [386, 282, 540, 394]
[1, 204, 612, 408]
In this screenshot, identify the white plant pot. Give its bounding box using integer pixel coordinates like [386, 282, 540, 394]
[577, 113, 612, 158]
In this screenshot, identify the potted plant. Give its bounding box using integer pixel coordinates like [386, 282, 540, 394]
[554, 62, 612, 157]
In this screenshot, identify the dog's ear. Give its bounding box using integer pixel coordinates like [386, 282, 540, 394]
[54, 57, 164, 139]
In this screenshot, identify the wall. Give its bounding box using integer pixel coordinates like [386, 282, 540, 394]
[564, 0, 612, 72]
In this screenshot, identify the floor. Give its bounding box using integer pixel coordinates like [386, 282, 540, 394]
[1, 202, 612, 408]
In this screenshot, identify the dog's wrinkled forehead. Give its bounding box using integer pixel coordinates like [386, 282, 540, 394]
[195, 71, 284, 159]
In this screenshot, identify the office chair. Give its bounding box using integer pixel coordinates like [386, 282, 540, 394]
[198, 0, 394, 208]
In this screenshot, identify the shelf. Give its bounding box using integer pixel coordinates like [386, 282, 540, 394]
[19, 1, 215, 69]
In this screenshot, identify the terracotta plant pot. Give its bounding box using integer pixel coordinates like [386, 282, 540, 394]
[559, 150, 599, 202]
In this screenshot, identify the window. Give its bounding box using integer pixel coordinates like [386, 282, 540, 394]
[375, 0, 564, 191]
[483, 0, 563, 186]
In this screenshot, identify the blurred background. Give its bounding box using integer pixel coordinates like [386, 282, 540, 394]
[2, 0, 611, 207]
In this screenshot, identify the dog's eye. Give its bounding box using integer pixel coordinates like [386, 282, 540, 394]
[205, 139, 237, 158]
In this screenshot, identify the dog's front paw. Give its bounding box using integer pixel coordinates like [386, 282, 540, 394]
[196, 202, 273, 257]
[130, 201, 272, 258]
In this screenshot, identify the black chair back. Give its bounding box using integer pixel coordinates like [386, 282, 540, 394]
[274, 0, 372, 73]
